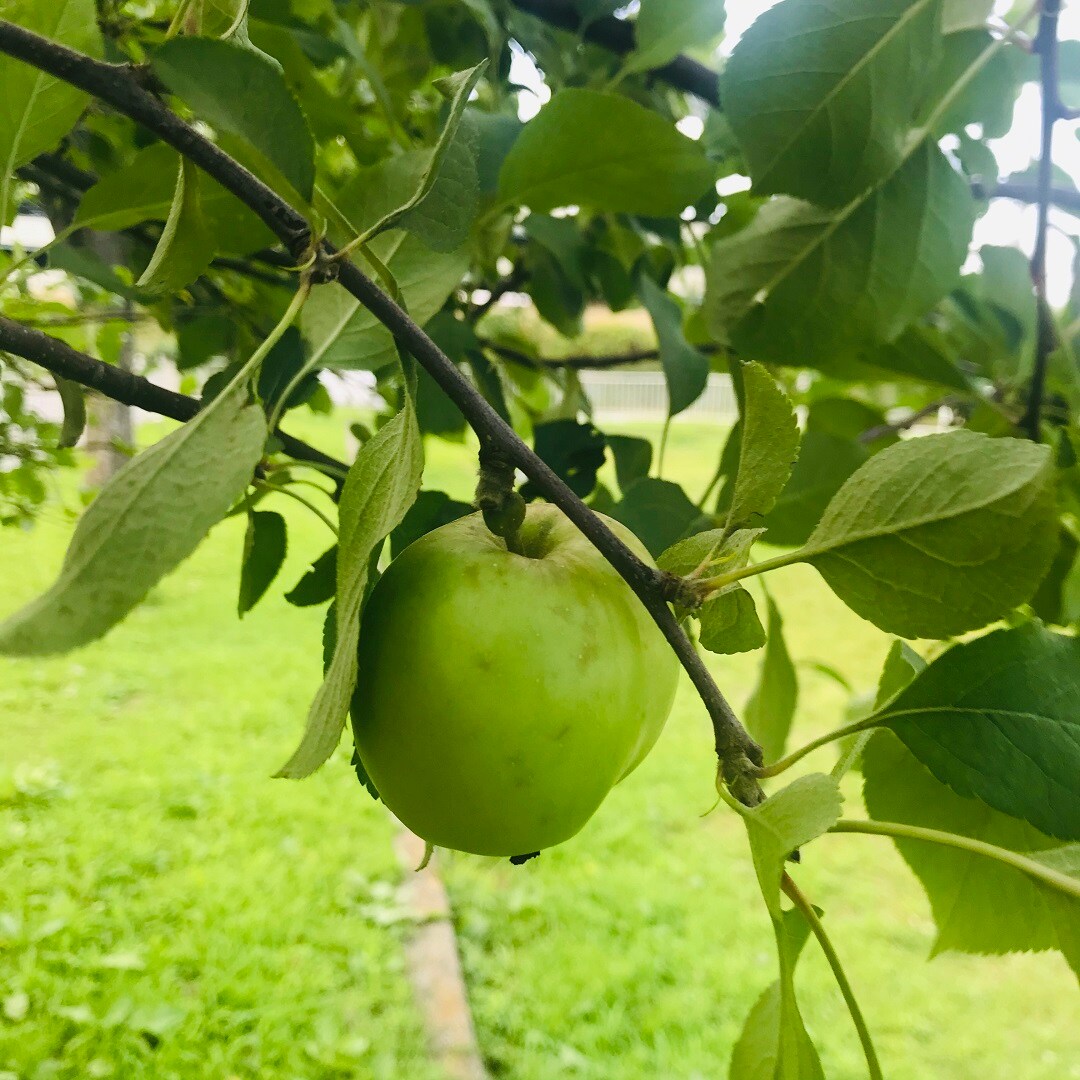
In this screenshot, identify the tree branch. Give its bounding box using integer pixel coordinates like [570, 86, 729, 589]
[508, 0, 721, 107]
[1021, 0, 1064, 441]
[858, 396, 965, 444]
[14, 309, 149, 328]
[484, 340, 724, 370]
[484, 340, 660, 369]
[975, 178, 1080, 215]
[0, 315, 348, 480]
[469, 262, 528, 318]
[0, 19, 765, 797]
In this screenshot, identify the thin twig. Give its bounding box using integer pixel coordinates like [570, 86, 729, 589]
[254, 479, 338, 537]
[470, 263, 528, 318]
[858, 396, 963, 444]
[485, 339, 724, 370]
[14, 309, 150, 328]
[782, 874, 883, 1080]
[508, 0, 721, 106]
[830, 819, 1080, 901]
[0, 19, 765, 798]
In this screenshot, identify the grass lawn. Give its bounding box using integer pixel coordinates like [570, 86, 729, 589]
[1, 414, 1077, 1079]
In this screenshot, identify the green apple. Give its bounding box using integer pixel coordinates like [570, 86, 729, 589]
[351, 504, 680, 856]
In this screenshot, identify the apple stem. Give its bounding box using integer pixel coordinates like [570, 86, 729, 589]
[476, 444, 527, 555]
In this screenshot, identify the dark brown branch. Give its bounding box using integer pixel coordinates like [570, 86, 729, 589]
[1021, 0, 1064, 441]
[0, 315, 347, 479]
[485, 340, 724, 370]
[32, 149, 96, 191]
[0, 18, 765, 796]
[858, 397, 964, 444]
[208, 255, 295, 288]
[508, 0, 721, 107]
[976, 178, 1080, 215]
[485, 340, 661, 369]
[15, 309, 148, 328]
[470, 263, 528, 318]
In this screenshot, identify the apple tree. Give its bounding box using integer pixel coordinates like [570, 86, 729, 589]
[1, 0, 1079, 1073]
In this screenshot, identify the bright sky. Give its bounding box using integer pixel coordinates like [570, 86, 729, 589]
[510, 0, 1080, 305]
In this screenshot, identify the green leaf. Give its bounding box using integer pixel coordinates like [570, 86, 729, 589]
[398, 137, 478, 253]
[238, 510, 287, 616]
[276, 402, 423, 778]
[364, 62, 486, 252]
[764, 430, 868, 548]
[54, 376, 85, 449]
[868, 623, 1080, 842]
[151, 35, 315, 201]
[521, 420, 606, 500]
[0, 366, 267, 655]
[833, 638, 925, 777]
[498, 89, 715, 216]
[390, 490, 473, 558]
[529, 247, 585, 337]
[859, 324, 972, 390]
[699, 588, 766, 655]
[929, 30, 1025, 139]
[349, 747, 381, 802]
[637, 275, 709, 417]
[1030, 526, 1080, 626]
[875, 639, 926, 709]
[705, 144, 975, 369]
[612, 478, 699, 558]
[799, 430, 1057, 638]
[0, 0, 103, 222]
[73, 142, 274, 255]
[135, 159, 216, 295]
[864, 729, 1080, 982]
[726, 362, 800, 529]
[624, 0, 726, 76]
[46, 243, 142, 302]
[256, 327, 312, 411]
[465, 109, 524, 194]
[606, 435, 652, 494]
[285, 545, 336, 607]
[526, 214, 587, 290]
[724, 0, 942, 207]
[745, 773, 843, 917]
[744, 597, 798, 762]
[249, 20, 369, 160]
[943, 0, 993, 32]
[415, 364, 467, 439]
[176, 312, 236, 371]
[301, 231, 468, 371]
[658, 526, 764, 579]
[730, 909, 824, 1080]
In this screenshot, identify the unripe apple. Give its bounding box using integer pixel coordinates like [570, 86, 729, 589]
[351, 504, 679, 856]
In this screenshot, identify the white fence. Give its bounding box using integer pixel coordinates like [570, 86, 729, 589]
[23, 369, 737, 427]
[580, 371, 737, 422]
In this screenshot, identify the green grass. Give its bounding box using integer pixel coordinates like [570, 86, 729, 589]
[2, 415, 1078, 1080]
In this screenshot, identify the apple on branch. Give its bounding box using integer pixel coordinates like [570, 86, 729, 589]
[352, 505, 679, 857]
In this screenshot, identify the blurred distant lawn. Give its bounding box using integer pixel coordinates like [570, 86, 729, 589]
[2, 411, 1078, 1080]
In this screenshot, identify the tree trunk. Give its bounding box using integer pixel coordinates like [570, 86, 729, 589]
[85, 305, 135, 485]
[78, 234, 134, 485]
